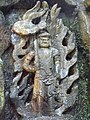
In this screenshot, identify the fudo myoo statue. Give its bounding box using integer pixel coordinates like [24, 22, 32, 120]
[30, 31, 60, 114]
[10, 1, 79, 119]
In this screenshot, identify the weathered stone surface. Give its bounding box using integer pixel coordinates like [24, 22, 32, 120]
[0, 0, 20, 7]
[65, 0, 85, 5]
[10, 1, 79, 119]
[6, 9, 26, 28]
[22, 115, 74, 120]
[0, 11, 5, 26]
[1, 46, 16, 120]
[0, 58, 4, 112]
[84, 0, 90, 7]
[0, 26, 10, 56]
[13, 0, 59, 9]
[79, 10, 90, 51]
[0, 10, 10, 56]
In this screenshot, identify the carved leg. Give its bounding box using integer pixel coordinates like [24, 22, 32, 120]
[31, 71, 44, 114]
[47, 84, 55, 114]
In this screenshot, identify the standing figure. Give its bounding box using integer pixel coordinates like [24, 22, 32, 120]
[10, 1, 79, 119]
[31, 31, 60, 114]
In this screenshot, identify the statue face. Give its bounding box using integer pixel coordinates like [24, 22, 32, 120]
[39, 33, 51, 48]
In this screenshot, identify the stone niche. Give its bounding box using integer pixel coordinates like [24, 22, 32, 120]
[9, 1, 79, 120]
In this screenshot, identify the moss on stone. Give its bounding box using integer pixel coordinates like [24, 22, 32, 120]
[84, 0, 90, 7]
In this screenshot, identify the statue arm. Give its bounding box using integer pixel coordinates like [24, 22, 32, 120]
[22, 51, 36, 73]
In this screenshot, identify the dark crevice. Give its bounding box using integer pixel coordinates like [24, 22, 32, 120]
[66, 48, 75, 61]
[13, 71, 18, 77]
[62, 106, 73, 114]
[67, 85, 72, 94]
[17, 70, 28, 86]
[18, 89, 25, 96]
[68, 63, 77, 76]
[32, 17, 41, 25]
[27, 73, 35, 85]
[18, 55, 25, 59]
[62, 37, 68, 46]
[67, 80, 78, 94]
[62, 32, 70, 46]
[25, 89, 33, 103]
[22, 40, 30, 49]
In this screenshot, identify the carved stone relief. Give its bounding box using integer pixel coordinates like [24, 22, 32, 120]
[10, 1, 79, 119]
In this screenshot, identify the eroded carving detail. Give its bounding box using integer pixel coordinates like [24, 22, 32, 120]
[10, 1, 79, 119]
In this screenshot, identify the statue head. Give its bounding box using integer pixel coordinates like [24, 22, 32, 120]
[39, 32, 51, 48]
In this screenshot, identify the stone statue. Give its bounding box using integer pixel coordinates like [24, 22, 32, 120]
[31, 31, 60, 114]
[10, 1, 79, 119]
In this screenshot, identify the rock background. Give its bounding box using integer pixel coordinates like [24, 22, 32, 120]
[0, 0, 89, 120]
